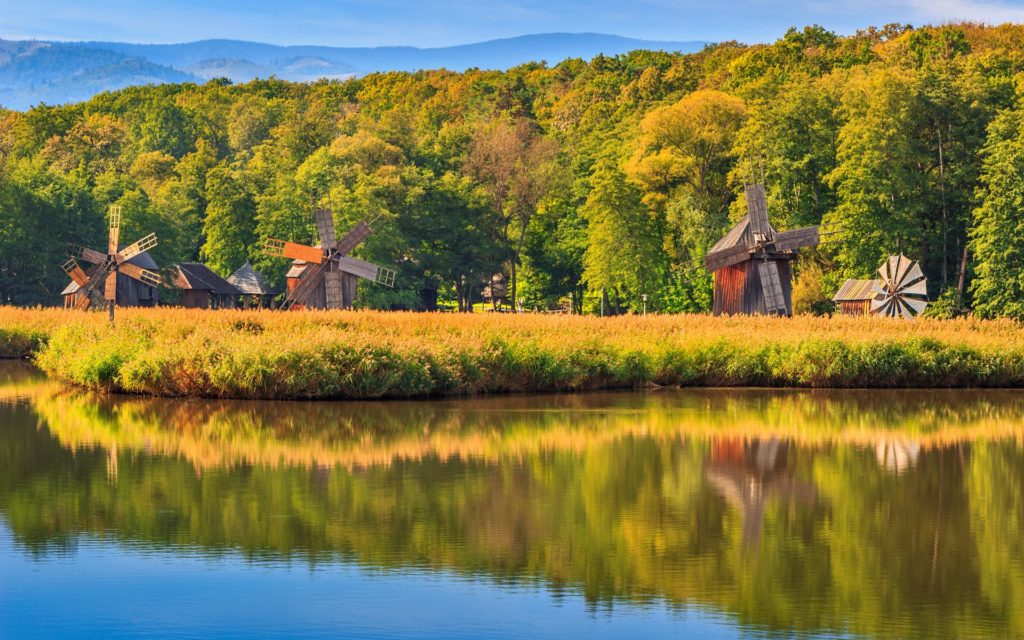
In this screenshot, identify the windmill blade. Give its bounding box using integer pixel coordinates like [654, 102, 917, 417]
[745, 184, 771, 240]
[116, 233, 158, 264]
[69, 244, 108, 264]
[896, 262, 924, 291]
[315, 209, 337, 251]
[899, 297, 929, 317]
[772, 226, 820, 252]
[334, 221, 373, 256]
[74, 264, 115, 310]
[704, 244, 752, 272]
[118, 263, 162, 287]
[108, 206, 121, 254]
[899, 279, 928, 297]
[284, 261, 326, 308]
[263, 238, 325, 264]
[757, 260, 787, 314]
[892, 254, 912, 289]
[104, 271, 118, 302]
[335, 255, 395, 286]
[324, 269, 344, 308]
[61, 259, 90, 287]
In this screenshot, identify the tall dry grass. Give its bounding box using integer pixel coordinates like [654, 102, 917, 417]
[2, 307, 1024, 397]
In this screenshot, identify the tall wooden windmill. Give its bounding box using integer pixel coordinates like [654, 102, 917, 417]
[62, 206, 161, 322]
[263, 209, 395, 310]
[703, 183, 821, 316]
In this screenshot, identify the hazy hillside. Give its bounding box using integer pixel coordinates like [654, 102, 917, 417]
[0, 33, 705, 109]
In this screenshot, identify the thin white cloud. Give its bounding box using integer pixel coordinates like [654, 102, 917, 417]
[906, 0, 1024, 23]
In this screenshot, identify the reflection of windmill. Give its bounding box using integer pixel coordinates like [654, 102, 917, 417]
[62, 206, 160, 321]
[704, 437, 816, 544]
[875, 440, 921, 474]
[871, 254, 928, 318]
[704, 183, 821, 316]
[263, 209, 395, 310]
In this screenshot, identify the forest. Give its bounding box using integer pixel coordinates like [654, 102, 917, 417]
[2, 22, 1024, 318]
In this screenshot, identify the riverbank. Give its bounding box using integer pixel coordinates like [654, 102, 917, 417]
[2, 307, 1024, 398]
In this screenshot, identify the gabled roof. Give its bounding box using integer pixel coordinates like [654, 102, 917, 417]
[61, 250, 159, 296]
[709, 215, 781, 255]
[228, 261, 278, 295]
[833, 279, 882, 302]
[172, 262, 240, 295]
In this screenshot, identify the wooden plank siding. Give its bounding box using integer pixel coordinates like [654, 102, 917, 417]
[838, 300, 872, 316]
[713, 256, 793, 316]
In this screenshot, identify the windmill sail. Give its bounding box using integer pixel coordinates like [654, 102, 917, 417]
[334, 221, 373, 256]
[315, 209, 337, 250]
[871, 254, 929, 319]
[745, 184, 771, 239]
[757, 261, 787, 314]
[773, 227, 820, 252]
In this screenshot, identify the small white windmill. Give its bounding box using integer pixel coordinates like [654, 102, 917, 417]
[871, 254, 929, 319]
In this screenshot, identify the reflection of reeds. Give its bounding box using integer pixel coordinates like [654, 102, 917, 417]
[1, 307, 1023, 398]
[30, 387, 1024, 471]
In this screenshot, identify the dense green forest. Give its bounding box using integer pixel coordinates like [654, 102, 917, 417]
[2, 22, 1024, 317]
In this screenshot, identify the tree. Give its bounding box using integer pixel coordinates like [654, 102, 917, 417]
[581, 161, 666, 313]
[201, 164, 255, 275]
[970, 108, 1024, 320]
[463, 116, 560, 307]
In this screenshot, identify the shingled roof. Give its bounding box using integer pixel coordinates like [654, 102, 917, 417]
[832, 279, 882, 302]
[228, 261, 277, 295]
[172, 262, 240, 295]
[708, 215, 782, 255]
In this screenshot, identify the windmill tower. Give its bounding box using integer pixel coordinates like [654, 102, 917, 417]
[62, 206, 161, 322]
[263, 209, 395, 310]
[703, 183, 822, 316]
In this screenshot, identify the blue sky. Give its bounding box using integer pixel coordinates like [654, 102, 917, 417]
[3, 0, 1024, 46]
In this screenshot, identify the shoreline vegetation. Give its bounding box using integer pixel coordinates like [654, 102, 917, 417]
[2, 308, 1024, 398]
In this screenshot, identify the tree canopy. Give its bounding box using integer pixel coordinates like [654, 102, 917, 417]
[3, 22, 1024, 315]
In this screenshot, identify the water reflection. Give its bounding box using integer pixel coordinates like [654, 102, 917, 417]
[2, 362, 1024, 639]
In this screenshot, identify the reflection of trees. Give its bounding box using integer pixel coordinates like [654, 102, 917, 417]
[3, 370, 1024, 638]
[24, 387, 1024, 472]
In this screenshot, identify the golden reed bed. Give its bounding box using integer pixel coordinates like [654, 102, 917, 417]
[1, 307, 1024, 398]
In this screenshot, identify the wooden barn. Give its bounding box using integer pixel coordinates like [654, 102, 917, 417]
[62, 251, 159, 308]
[832, 279, 881, 316]
[170, 262, 240, 309]
[228, 261, 278, 307]
[704, 183, 821, 317]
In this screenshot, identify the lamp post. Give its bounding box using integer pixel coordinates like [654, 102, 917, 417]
[642, 293, 648, 316]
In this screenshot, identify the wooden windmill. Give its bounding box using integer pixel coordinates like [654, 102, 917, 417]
[263, 209, 395, 310]
[62, 206, 161, 321]
[703, 183, 821, 316]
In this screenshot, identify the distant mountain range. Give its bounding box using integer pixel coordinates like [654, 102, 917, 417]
[0, 33, 706, 109]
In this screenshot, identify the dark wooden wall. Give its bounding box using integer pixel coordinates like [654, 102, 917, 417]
[838, 300, 871, 316]
[287, 272, 358, 309]
[713, 256, 793, 316]
[180, 290, 211, 309]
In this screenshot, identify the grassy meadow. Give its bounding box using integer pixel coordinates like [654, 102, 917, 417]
[1, 307, 1024, 398]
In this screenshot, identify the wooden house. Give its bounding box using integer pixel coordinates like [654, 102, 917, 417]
[832, 279, 882, 316]
[481, 273, 508, 310]
[62, 251, 159, 308]
[171, 262, 240, 309]
[228, 261, 278, 307]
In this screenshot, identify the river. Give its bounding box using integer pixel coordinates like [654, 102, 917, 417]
[1, 361, 1022, 639]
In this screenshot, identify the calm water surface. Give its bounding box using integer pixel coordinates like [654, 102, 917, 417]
[1, 361, 1023, 639]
